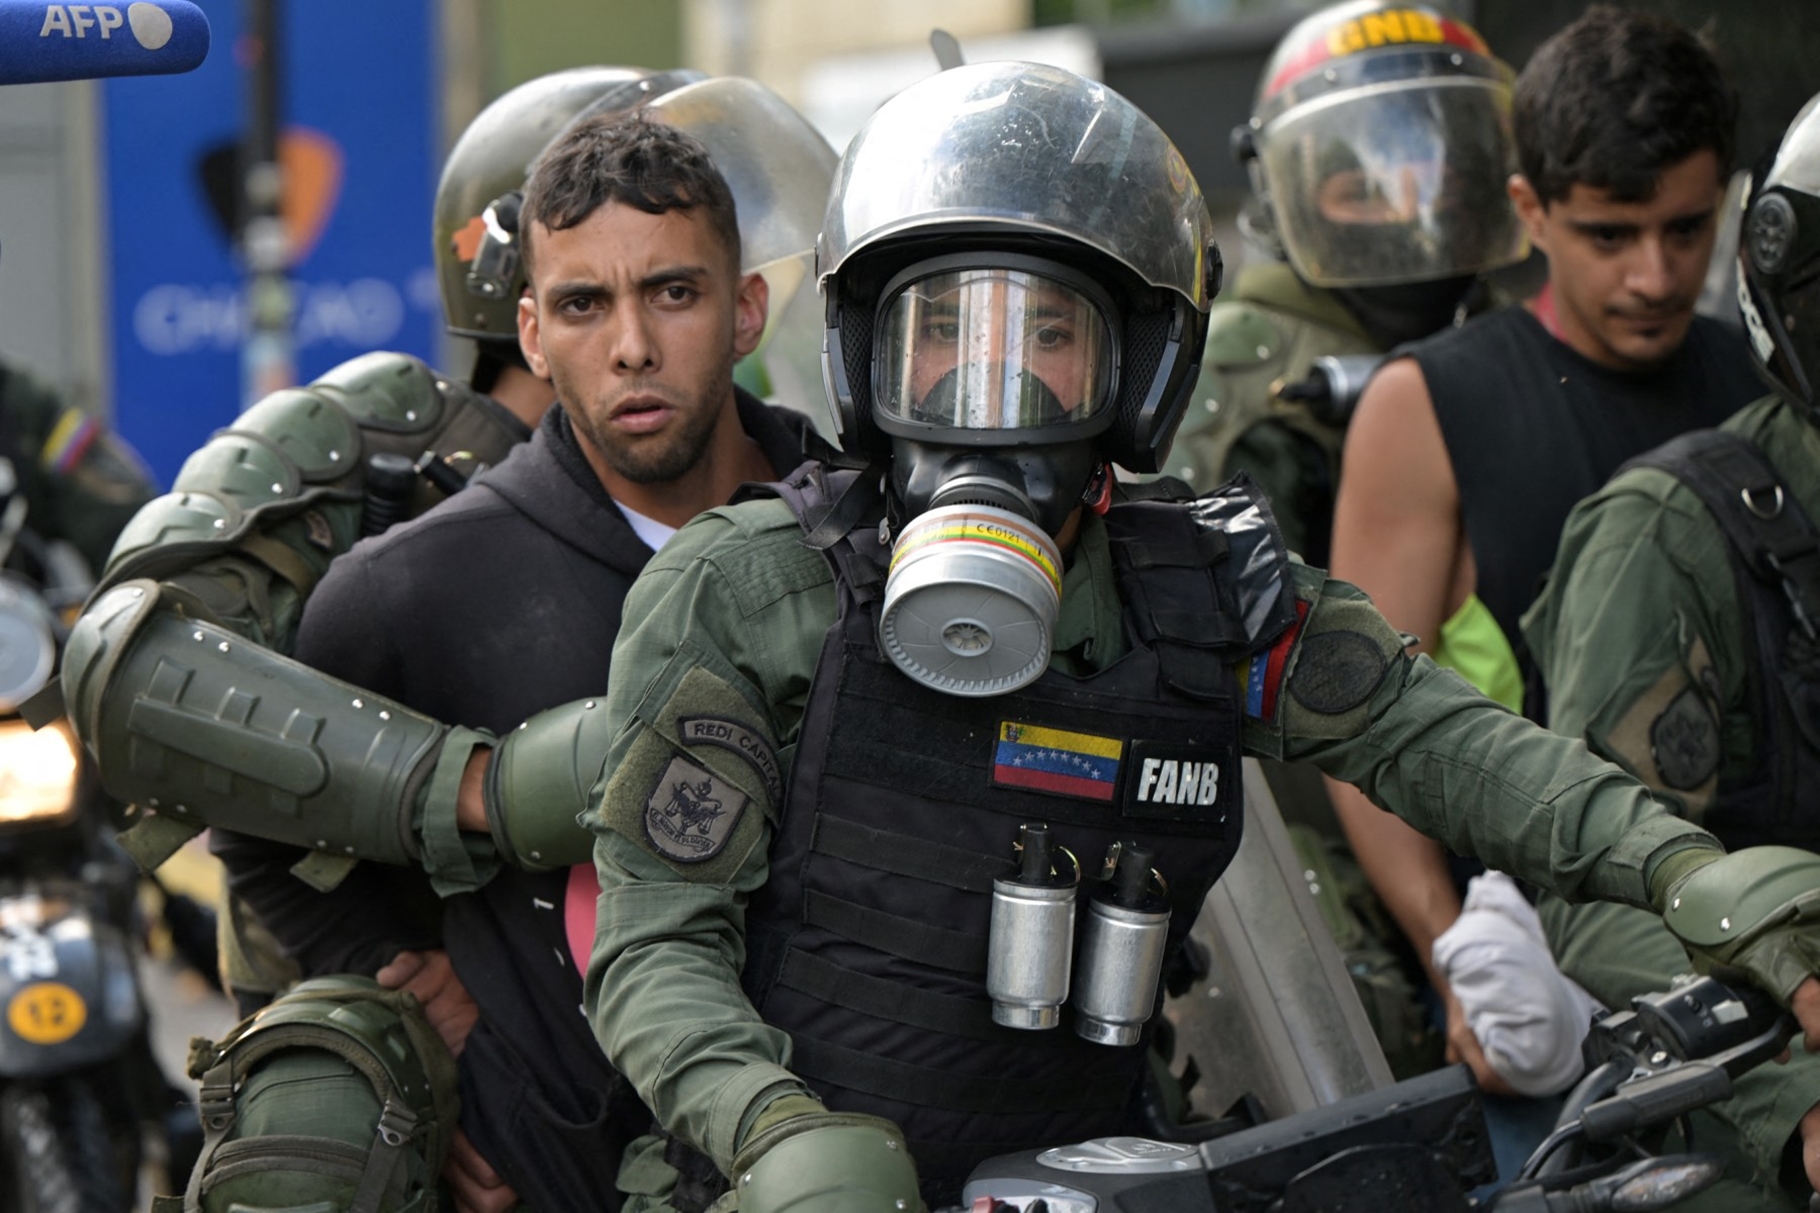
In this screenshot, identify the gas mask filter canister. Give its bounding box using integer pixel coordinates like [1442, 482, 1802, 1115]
[878, 503, 1063, 697]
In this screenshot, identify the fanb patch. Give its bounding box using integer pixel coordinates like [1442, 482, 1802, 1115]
[992, 721, 1123, 802]
[644, 756, 748, 864]
[1124, 741, 1229, 829]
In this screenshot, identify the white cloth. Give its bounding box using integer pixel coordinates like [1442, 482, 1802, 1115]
[1431, 871, 1604, 1097]
[616, 501, 678, 552]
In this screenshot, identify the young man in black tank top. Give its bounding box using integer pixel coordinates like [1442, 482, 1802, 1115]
[1326, 8, 1760, 1100]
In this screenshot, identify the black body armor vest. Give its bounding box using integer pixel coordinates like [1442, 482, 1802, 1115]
[1620, 430, 1820, 849]
[730, 468, 1295, 1206]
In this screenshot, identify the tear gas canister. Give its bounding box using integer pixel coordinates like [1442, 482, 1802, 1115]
[987, 823, 1079, 1029]
[1075, 842, 1170, 1046]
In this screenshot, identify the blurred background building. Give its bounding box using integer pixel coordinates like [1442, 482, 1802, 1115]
[2, 0, 1813, 484]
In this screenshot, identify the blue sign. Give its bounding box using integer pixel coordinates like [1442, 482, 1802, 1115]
[103, 0, 439, 485]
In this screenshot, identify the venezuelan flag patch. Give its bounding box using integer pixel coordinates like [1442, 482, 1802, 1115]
[40, 409, 99, 475]
[1244, 600, 1309, 721]
[992, 721, 1123, 802]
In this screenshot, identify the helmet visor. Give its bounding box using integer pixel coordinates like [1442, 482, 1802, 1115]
[1260, 77, 1524, 287]
[876, 269, 1115, 432]
[644, 77, 837, 278]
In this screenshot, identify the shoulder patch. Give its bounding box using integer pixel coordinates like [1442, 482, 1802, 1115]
[1651, 686, 1721, 791]
[1243, 600, 1308, 720]
[643, 756, 749, 864]
[680, 716, 783, 803]
[1288, 630, 1390, 715]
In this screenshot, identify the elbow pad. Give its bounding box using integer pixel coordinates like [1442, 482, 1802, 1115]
[481, 697, 617, 870]
[1660, 845, 1820, 1004]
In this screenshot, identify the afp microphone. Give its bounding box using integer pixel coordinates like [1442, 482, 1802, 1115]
[0, 1, 208, 85]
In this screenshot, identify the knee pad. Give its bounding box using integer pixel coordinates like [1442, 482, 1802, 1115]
[178, 975, 459, 1213]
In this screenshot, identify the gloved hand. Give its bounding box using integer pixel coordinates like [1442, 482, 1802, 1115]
[1655, 846, 1820, 1030]
[713, 1094, 926, 1213]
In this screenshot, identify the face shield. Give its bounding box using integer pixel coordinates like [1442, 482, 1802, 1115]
[875, 267, 1116, 438]
[645, 76, 837, 327]
[1259, 72, 1524, 287]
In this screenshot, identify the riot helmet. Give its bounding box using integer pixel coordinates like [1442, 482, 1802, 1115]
[1238, 2, 1525, 296]
[436, 68, 836, 391]
[1738, 93, 1820, 414]
[434, 67, 701, 345]
[819, 62, 1221, 696]
[821, 61, 1219, 488]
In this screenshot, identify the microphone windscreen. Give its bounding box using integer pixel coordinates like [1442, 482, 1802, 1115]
[0, 2, 208, 85]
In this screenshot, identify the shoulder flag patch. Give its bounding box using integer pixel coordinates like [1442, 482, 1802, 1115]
[41, 409, 99, 474]
[992, 721, 1124, 802]
[1244, 599, 1309, 720]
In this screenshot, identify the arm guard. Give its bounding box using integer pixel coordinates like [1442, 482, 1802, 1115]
[61, 580, 492, 888]
[61, 353, 531, 879]
[1659, 846, 1820, 1003]
[481, 696, 618, 871]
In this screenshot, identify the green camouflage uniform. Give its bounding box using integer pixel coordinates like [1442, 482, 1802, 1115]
[1165, 262, 1376, 564]
[1524, 392, 1820, 1203]
[0, 361, 155, 574]
[583, 496, 1731, 1208]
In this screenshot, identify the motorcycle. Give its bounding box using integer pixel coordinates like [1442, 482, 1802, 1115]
[0, 500, 190, 1211]
[958, 972, 1795, 1213]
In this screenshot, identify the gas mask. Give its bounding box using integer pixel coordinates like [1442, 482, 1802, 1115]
[811, 62, 1222, 697]
[870, 260, 1117, 697]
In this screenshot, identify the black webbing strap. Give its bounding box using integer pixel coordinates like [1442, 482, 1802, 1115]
[1624, 430, 1820, 639]
[790, 1037, 1130, 1115]
[811, 815, 1012, 893]
[777, 949, 1003, 1041]
[803, 889, 987, 973]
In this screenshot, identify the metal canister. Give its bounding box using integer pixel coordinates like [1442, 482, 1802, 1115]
[987, 823, 1078, 1030]
[1075, 843, 1170, 1046]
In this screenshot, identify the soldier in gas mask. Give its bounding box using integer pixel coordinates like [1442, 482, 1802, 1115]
[577, 61, 1820, 1213]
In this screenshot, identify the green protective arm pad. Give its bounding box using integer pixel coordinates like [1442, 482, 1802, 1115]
[63, 581, 444, 877]
[729, 1098, 925, 1213]
[1660, 846, 1820, 1003]
[482, 696, 617, 871]
[99, 351, 526, 600]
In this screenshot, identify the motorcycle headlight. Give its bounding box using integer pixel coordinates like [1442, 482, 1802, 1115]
[0, 719, 79, 826]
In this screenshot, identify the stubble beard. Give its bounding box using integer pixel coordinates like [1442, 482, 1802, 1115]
[569, 355, 736, 487]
